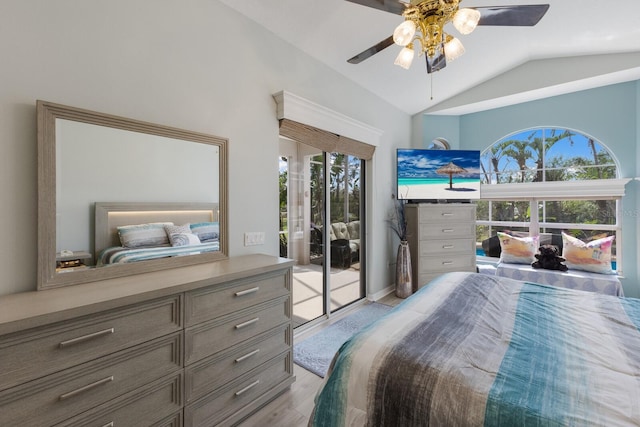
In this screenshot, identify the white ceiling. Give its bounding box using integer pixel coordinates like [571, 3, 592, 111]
[219, 0, 640, 116]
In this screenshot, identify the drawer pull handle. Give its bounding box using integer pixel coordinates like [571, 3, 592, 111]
[235, 380, 260, 396]
[101, 423, 114, 427]
[59, 376, 114, 401]
[442, 213, 454, 216]
[59, 328, 115, 348]
[235, 349, 260, 363]
[442, 229, 454, 233]
[235, 287, 260, 297]
[235, 318, 259, 329]
[442, 261, 454, 266]
[442, 245, 454, 249]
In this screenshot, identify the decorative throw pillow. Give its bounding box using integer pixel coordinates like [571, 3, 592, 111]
[562, 232, 615, 274]
[347, 221, 360, 240]
[165, 224, 201, 247]
[497, 232, 539, 264]
[190, 222, 219, 242]
[118, 222, 172, 248]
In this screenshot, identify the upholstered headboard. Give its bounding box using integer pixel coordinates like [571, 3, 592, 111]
[94, 202, 219, 256]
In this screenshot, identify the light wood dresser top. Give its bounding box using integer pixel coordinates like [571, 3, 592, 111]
[0, 254, 294, 336]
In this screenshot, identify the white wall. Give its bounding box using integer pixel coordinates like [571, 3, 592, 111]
[57, 119, 219, 253]
[0, 0, 410, 296]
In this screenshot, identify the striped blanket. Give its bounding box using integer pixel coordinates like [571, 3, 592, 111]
[310, 272, 640, 426]
[97, 241, 220, 265]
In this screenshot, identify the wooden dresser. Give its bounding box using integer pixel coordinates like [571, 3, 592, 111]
[0, 254, 294, 427]
[405, 203, 477, 289]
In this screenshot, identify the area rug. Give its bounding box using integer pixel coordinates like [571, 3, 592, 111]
[293, 302, 393, 378]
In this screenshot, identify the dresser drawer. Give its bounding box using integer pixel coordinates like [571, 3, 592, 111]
[419, 254, 475, 273]
[186, 324, 290, 403]
[184, 352, 292, 427]
[185, 296, 290, 365]
[0, 332, 183, 427]
[54, 373, 183, 427]
[419, 238, 474, 256]
[0, 295, 182, 391]
[417, 205, 475, 223]
[185, 270, 289, 326]
[417, 222, 475, 239]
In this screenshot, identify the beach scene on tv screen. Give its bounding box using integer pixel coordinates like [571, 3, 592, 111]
[397, 149, 481, 200]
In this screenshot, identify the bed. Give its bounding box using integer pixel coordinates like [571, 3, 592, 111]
[94, 202, 220, 265]
[310, 272, 640, 426]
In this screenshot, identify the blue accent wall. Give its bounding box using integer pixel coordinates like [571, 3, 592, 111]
[422, 81, 640, 297]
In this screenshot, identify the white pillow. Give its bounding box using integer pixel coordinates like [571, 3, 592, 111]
[165, 224, 201, 247]
[497, 232, 539, 264]
[562, 232, 615, 274]
[117, 222, 173, 248]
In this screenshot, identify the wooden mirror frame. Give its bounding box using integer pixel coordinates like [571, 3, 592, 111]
[37, 100, 228, 290]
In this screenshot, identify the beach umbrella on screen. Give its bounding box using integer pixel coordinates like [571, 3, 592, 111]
[436, 162, 467, 189]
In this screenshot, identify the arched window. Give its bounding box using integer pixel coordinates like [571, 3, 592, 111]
[481, 128, 617, 184]
[476, 127, 628, 274]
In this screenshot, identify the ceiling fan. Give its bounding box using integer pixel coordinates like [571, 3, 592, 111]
[346, 0, 549, 73]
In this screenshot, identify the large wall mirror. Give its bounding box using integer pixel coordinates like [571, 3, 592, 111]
[37, 100, 228, 290]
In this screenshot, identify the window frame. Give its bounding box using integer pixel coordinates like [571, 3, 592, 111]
[478, 181, 629, 275]
[477, 125, 631, 276]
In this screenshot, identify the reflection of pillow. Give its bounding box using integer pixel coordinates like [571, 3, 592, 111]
[190, 222, 219, 242]
[118, 222, 172, 248]
[562, 233, 615, 274]
[164, 224, 201, 247]
[497, 232, 539, 264]
[168, 232, 201, 247]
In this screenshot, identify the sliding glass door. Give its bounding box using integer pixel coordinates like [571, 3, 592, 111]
[279, 138, 365, 328]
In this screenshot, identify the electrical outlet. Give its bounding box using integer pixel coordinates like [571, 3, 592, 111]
[244, 232, 265, 246]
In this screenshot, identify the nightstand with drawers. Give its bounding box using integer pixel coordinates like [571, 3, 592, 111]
[405, 203, 477, 290]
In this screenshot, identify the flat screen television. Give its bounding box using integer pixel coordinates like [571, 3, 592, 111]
[397, 148, 481, 202]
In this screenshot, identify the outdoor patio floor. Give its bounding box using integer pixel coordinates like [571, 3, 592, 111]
[292, 262, 361, 328]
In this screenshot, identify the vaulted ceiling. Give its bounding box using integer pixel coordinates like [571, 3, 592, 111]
[219, 0, 640, 116]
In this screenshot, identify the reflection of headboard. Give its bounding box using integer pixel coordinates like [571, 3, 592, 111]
[94, 202, 219, 257]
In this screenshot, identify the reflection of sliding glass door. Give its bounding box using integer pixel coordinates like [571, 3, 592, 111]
[279, 138, 365, 328]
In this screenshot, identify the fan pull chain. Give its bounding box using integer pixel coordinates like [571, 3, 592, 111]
[430, 73, 434, 100]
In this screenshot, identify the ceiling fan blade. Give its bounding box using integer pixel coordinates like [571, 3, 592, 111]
[347, 35, 395, 64]
[344, 0, 407, 15]
[475, 4, 550, 26]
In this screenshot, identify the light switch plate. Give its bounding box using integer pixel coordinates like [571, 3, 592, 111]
[244, 232, 265, 246]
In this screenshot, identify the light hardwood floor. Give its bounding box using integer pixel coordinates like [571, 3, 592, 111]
[238, 292, 404, 426]
[237, 363, 322, 427]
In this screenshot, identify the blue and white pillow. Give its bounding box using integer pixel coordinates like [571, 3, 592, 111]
[190, 222, 219, 243]
[165, 224, 201, 247]
[118, 222, 173, 248]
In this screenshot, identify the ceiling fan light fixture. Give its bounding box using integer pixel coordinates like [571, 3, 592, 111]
[394, 45, 415, 69]
[393, 20, 416, 46]
[444, 36, 465, 62]
[452, 8, 480, 35]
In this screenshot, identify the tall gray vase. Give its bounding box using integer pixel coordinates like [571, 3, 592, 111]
[395, 240, 413, 298]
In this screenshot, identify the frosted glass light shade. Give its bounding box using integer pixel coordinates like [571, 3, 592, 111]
[394, 46, 415, 69]
[393, 20, 416, 46]
[452, 8, 480, 35]
[444, 37, 465, 62]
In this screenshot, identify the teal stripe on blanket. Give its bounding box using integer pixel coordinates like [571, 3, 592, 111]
[621, 298, 640, 332]
[484, 283, 587, 426]
[310, 338, 356, 427]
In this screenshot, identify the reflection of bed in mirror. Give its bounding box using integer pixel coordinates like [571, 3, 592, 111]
[94, 202, 220, 266]
[37, 100, 228, 290]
